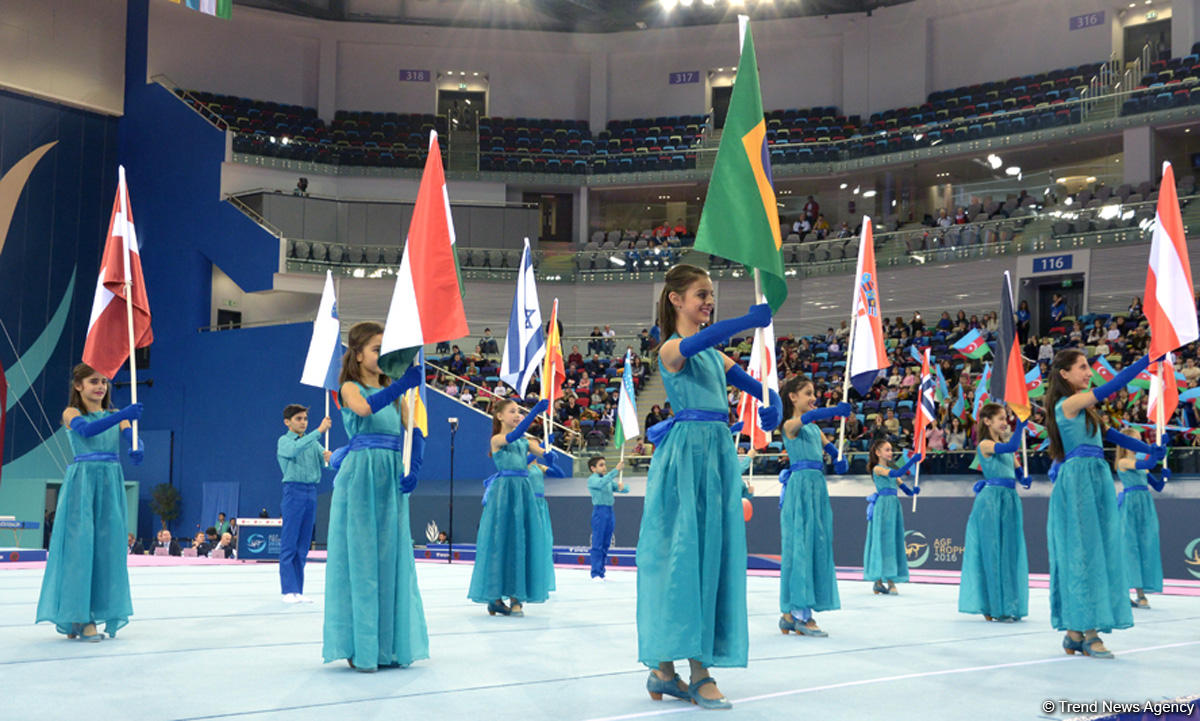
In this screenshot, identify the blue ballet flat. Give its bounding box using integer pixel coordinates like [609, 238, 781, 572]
[487, 599, 511, 616]
[688, 677, 732, 710]
[646, 671, 689, 701]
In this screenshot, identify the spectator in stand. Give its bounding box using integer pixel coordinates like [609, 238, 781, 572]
[836, 320, 850, 341]
[954, 207, 968, 224]
[926, 422, 947, 452]
[1017, 300, 1031, 344]
[1094, 338, 1110, 358]
[127, 533, 144, 555]
[1049, 294, 1066, 324]
[577, 370, 592, 394]
[1038, 338, 1055, 365]
[947, 417, 967, 450]
[568, 345, 584, 366]
[937, 209, 953, 228]
[813, 213, 830, 239]
[1183, 358, 1200, 385]
[293, 177, 309, 197]
[645, 404, 666, 431]
[639, 330, 653, 355]
[1129, 296, 1143, 318]
[588, 326, 603, 355]
[1068, 322, 1083, 344]
[209, 532, 234, 558]
[191, 532, 211, 556]
[444, 377, 460, 397]
[1087, 320, 1105, 345]
[937, 311, 953, 331]
[649, 322, 661, 345]
[882, 408, 901, 440]
[150, 529, 181, 556]
[460, 387, 474, 407]
[803, 195, 820, 225]
[672, 218, 688, 238]
[602, 324, 617, 354]
[480, 328, 499, 355]
[449, 349, 465, 375]
[845, 414, 864, 443]
[1106, 320, 1122, 344]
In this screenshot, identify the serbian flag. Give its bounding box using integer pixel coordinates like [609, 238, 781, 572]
[736, 319, 779, 450]
[990, 271, 1030, 420]
[692, 18, 786, 313]
[541, 299, 566, 405]
[83, 166, 153, 379]
[848, 218, 889, 395]
[300, 271, 343, 391]
[1145, 161, 1199, 359]
[1149, 356, 1180, 426]
[913, 348, 936, 455]
[952, 328, 989, 360]
[1025, 366, 1045, 398]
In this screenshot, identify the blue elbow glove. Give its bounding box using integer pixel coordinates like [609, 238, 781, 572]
[993, 421, 1027, 455]
[1134, 456, 1159, 471]
[1093, 354, 1152, 402]
[399, 430, 425, 494]
[729, 421, 744, 435]
[1148, 468, 1168, 492]
[802, 402, 853, 424]
[366, 364, 424, 414]
[725, 364, 783, 432]
[69, 403, 143, 438]
[678, 304, 771, 358]
[121, 427, 145, 466]
[898, 483, 920, 496]
[1017, 468, 1031, 489]
[506, 398, 550, 443]
[889, 453, 922, 478]
[1104, 428, 1164, 460]
[824, 442, 849, 474]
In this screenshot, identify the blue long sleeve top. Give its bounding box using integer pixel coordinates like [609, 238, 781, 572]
[277, 430, 325, 484]
[587, 469, 621, 506]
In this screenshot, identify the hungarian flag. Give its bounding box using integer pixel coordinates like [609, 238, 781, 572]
[692, 19, 787, 313]
[990, 272, 1030, 420]
[380, 131, 468, 376]
[83, 166, 153, 379]
[952, 328, 989, 359]
[913, 348, 936, 455]
[848, 218, 889, 395]
[1149, 356, 1180, 426]
[1025, 366, 1045, 398]
[736, 318, 779, 450]
[1145, 161, 1198, 359]
[541, 299, 565, 405]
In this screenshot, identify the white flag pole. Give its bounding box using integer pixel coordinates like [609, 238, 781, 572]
[1155, 362, 1166, 445]
[403, 384, 416, 475]
[912, 461, 921, 513]
[324, 392, 331, 466]
[836, 304, 859, 464]
[118, 166, 139, 452]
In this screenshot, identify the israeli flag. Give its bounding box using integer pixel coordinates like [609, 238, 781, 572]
[300, 271, 344, 391]
[500, 238, 546, 396]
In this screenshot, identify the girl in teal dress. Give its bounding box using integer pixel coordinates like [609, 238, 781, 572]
[1113, 428, 1166, 609]
[468, 397, 555, 616]
[37, 363, 143, 641]
[776, 375, 851, 637]
[958, 402, 1030, 622]
[1043, 349, 1165, 659]
[863, 439, 921, 595]
[323, 321, 427, 672]
[526, 449, 568, 592]
[637, 264, 779, 711]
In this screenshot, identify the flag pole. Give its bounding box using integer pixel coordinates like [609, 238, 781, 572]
[1021, 432, 1029, 483]
[324, 392, 330, 466]
[754, 269, 769, 406]
[836, 301, 859, 464]
[912, 460, 921, 512]
[118, 166, 139, 452]
[1155, 363, 1166, 445]
[403, 386, 416, 475]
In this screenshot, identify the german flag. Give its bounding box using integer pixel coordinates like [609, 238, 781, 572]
[989, 271, 1030, 420]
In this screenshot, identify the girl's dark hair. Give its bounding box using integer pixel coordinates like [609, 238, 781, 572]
[339, 321, 390, 389]
[974, 402, 1007, 444]
[868, 438, 892, 470]
[1043, 349, 1103, 461]
[491, 398, 516, 436]
[656, 264, 710, 348]
[780, 374, 814, 420]
[68, 363, 111, 414]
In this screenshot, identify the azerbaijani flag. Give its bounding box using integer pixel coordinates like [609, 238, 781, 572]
[736, 318, 779, 450]
[952, 328, 990, 359]
[990, 271, 1030, 420]
[170, 0, 232, 19]
[692, 19, 787, 313]
[379, 131, 469, 376]
[953, 383, 967, 421]
[934, 363, 950, 403]
[1145, 161, 1199, 359]
[973, 363, 993, 418]
[1091, 356, 1117, 386]
[848, 218, 889, 395]
[83, 165, 153, 380]
[1025, 366, 1045, 398]
[541, 299, 566, 405]
[615, 350, 640, 449]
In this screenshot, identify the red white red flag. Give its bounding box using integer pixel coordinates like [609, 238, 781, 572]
[1145, 161, 1198, 359]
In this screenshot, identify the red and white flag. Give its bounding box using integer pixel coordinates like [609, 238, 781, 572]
[913, 348, 936, 455]
[1148, 355, 1179, 426]
[848, 217, 889, 394]
[1145, 161, 1198, 359]
[82, 166, 152, 379]
[736, 320, 778, 450]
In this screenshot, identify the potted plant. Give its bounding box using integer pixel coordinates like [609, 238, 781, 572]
[149, 483, 181, 530]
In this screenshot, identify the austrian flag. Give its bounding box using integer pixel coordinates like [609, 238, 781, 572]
[82, 166, 152, 379]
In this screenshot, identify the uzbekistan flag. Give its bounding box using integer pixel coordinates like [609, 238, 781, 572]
[615, 350, 640, 449]
[692, 19, 787, 313]
[380, 131, 469, 376]
[952, 328, 990, 359]
[990, 271, 1030, 420]
[83, 166, 153, 380]
[848, 217, 889, 395]
[541, 299, 566, 405]
[1145, 161, 1198, 359]
[736, 318, 779, 450]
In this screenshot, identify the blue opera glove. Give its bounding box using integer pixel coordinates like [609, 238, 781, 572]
[69, 403, 143, 438]
[365, 369, 421, 414]
[889, 453, 922, 477]
[1093, 354, 1152, 402]
[898, 483, 920, 496]
[540, 448, 559, 467]
[399, 430, 425, 494]
[506, 398, 550, 443]
[758, 402, 782, 432]
[729, 421, 744, 435]
[1104, 428, 1162, 460]
[678, 304, 771, 358]
[1148, 468, 1168, 492]
[832, 457, 849, 474]
[1134, 456, 1160, 470]
[1017, 468, 1032, 489]
[122, 427, 145, 466]
[802, 402, 853, 424]
[993, 420, 1028, 454]
[725, 364, 783, 431]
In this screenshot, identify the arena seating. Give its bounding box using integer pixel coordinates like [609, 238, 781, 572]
[1121, 47, 1200, 116]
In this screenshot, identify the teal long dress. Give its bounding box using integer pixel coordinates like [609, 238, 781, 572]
[528, 460, 557, 592]
[36, 411, 133, 637]
[957, 447, 1029, 619]
[1118, 468, 1162, 594]
[862, 471, 909, 583]
[467, 437, 552, 603]
[323, 383, 429, 669]
[779, 423, 840, 614]
[636, 340, 747, 669]
[1046, 400, 1132, 632]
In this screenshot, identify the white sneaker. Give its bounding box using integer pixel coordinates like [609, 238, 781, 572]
[295, 594, 314, 604]
[282, 593, 301, 604]
[592, 576, 605, 582]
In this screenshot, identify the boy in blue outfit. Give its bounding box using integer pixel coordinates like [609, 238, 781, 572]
[277, 404, 332, 603]
[587, 455, 626, 579]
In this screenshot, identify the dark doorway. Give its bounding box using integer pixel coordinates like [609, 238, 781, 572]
[216, 309, 242, 330]
[1124, 19, 1171, 65]
[438, 90, 485, 133]
[524, 192, 573, 243]
[1034, 274, 1085, 336]
[711, 85, 733, 129]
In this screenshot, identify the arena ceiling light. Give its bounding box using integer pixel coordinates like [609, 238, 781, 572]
[702, 0, 716, 5]
[839, 182, 848, 189]
[862, 189, 877, 198]
[1005, 166, 1021, 176]
[661, 0, 678, 10]
[986, 154, 1003, 170]
[679, 0, 694, 6]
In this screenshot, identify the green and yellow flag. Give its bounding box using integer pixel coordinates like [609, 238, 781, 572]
[693, 21, 787, 313]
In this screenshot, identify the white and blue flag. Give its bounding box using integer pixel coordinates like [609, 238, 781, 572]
[616, 350, 640, 448]
[301, 271, 344, 391]
[500, 238, 546, 396]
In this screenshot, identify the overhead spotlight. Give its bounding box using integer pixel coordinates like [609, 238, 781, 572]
[679, 0, 693, 6]
[1065, 197, 1074, 206]
[839, 182, 848, 189]
[609, 255, 627, 267]
[728, 0, 744, 5]
[702, 0, 716, 5]
[862, 190, 877, 198]
[853, 185, 861, 195]
[661, 0, 678, 10]
[1086, 176, 1097, 182]
[473, 72, 479, 76]
[891, 199, 897, 207]
[1005, 166, 1021, 176]
[913, 132, 924, 141]
[987, 153, 1002, 170]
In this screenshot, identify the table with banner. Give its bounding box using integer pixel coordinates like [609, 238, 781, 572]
[236, 517, 283, 560]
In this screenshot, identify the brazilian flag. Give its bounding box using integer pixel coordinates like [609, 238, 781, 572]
[693, 21, 787, 313]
